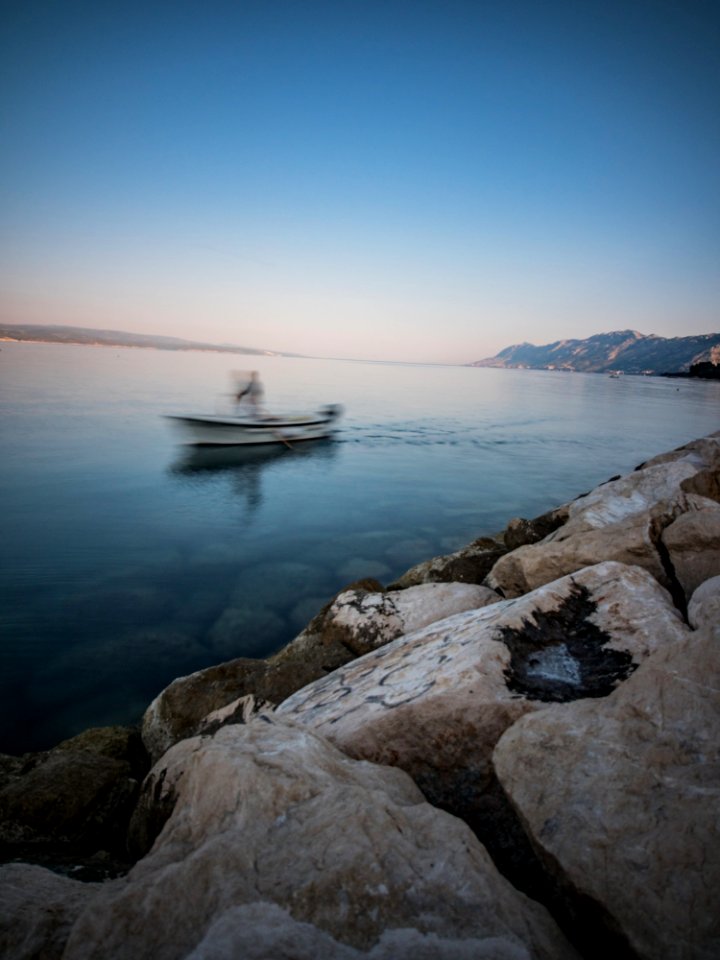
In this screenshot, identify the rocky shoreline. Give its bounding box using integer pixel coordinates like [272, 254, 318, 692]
[2, 432, 719, 959]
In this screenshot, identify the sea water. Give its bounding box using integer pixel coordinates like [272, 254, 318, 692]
[1, 341, 718, 753]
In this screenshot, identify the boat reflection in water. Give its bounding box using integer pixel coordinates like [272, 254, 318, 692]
[168, 438, 339, 516]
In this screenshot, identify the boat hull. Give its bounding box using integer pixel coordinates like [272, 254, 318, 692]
[165, 406, 342, 446]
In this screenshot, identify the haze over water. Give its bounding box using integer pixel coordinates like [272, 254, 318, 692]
[1, 341, 718, 753]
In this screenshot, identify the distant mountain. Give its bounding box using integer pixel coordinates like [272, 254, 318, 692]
[469, 330, 720, 375]
[0, 324, 302, 358]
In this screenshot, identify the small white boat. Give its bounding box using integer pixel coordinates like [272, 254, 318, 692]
[165, 404, 343, 446]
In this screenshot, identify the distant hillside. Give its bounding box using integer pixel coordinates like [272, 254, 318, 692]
[0, 324, 301, 358]
[469, 330, 720, 375]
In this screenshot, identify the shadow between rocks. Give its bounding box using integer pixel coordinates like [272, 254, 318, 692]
[459, 777, 640, 960]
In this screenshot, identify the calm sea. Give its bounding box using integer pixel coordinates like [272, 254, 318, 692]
[1, 341, 718, 753]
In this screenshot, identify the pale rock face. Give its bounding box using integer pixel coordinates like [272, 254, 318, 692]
[563, 460, 701, 530]
[639, 433, 720, 473]
[0, 864, 103, 960]
[486, 511, 668, 598]
[319, 582, 500, 656]
[279, 562, 688, 823]
[493, 622, 720, 960]
[487, 437, 720, 598]
[62, 721, 578, 960]
[688, 575, 720, 629]
[661, 504, 720, 601]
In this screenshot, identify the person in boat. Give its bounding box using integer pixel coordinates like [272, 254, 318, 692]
[234, 370, 264, 416]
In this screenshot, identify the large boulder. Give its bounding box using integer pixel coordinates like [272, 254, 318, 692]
[487, 436, 720, 598]
[493, 620, 720, 960]
[661, 504, 720, 602]
[295, 581, 500, 658]
[278, 562, 689, 875]
[59, 720, 578, 960]
[142, 581, 498, 763]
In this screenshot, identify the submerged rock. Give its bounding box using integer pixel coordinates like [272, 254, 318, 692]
[205, 604, 286, 659]
[60, 720, 578, 960]
[493, 620, 720, 960]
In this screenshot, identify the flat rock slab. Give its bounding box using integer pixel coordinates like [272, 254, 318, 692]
[494, 621, 720, 960]
[58, 720, 578, 960]
[279, 562, 688, 822]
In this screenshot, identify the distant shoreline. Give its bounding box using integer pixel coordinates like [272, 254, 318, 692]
[1, 337, 277, 357]
[0, 329, 292, 358]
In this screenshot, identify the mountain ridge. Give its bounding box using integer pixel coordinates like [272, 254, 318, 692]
[469, 330, 720, 375]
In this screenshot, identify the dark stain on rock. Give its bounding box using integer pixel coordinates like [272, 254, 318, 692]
[497, 582, 637, 702]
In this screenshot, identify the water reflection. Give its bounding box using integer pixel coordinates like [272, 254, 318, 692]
[169, 439, 339, 515]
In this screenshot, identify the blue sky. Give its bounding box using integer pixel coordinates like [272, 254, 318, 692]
[2, 0, 718, 362]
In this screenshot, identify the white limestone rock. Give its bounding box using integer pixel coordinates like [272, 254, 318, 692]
[62, 720, 578, 960]
[279, 562, 688, 824]
[493, 621, 720, 960]
[317, 581, 500, 656]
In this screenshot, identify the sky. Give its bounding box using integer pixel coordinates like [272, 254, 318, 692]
[1, 0, 719, 363]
